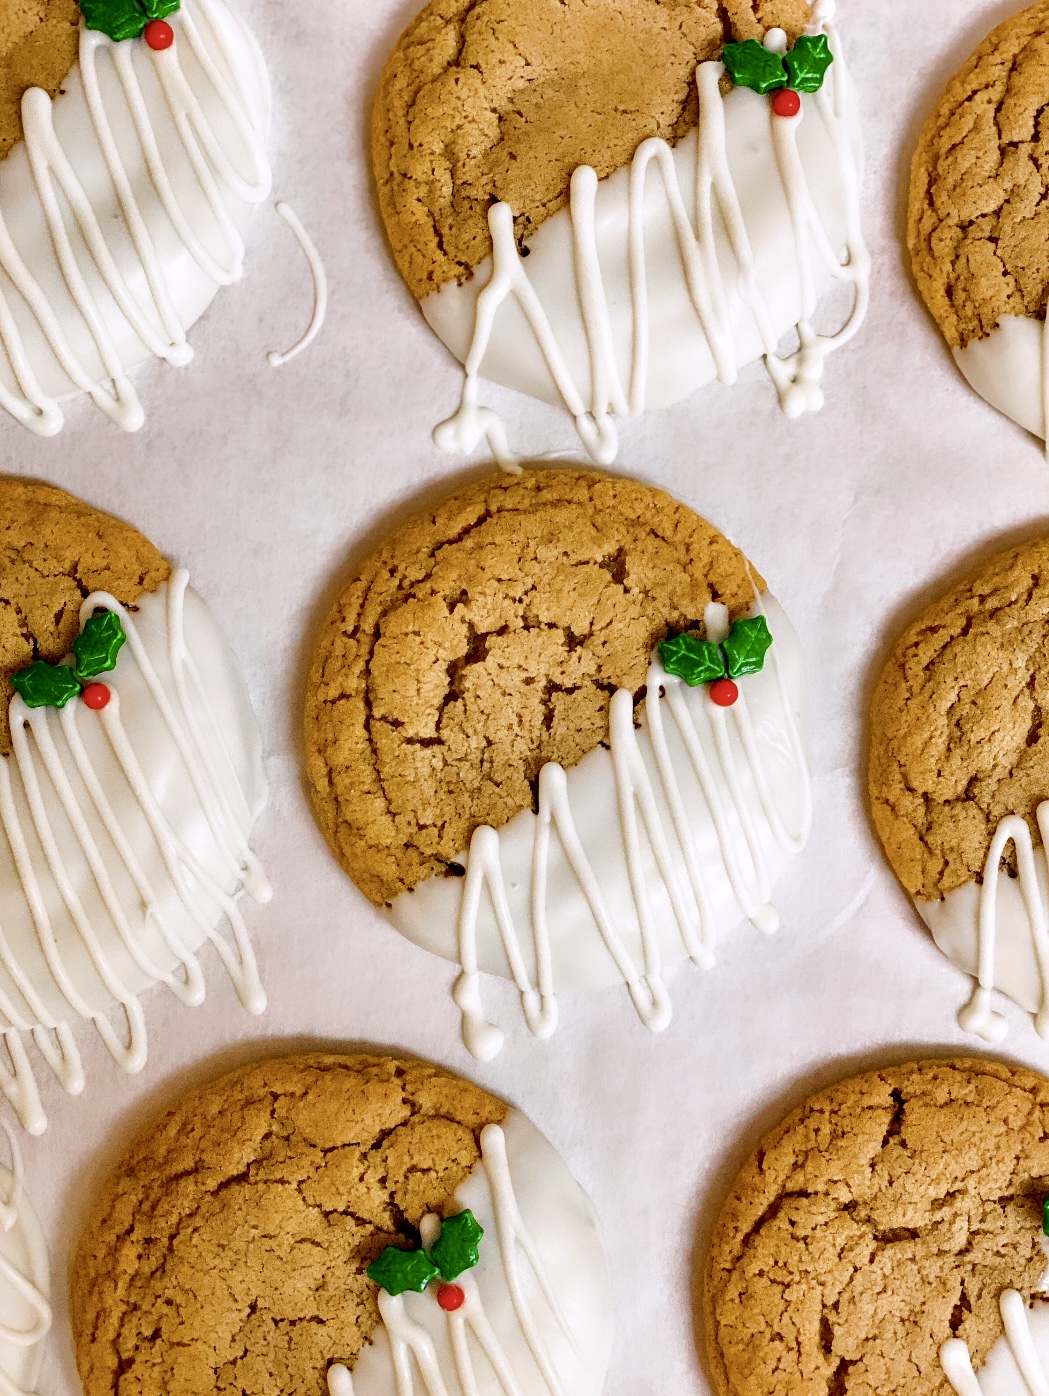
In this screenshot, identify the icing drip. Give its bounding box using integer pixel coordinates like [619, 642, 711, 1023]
[942, 1291, 1049, 1396]
[956, 804, 1049, 1046]
[328, 1123, 577, 1396]
[268, 201, 328, 367]
[453, 600, 810, 1060]
[0, 0, 270, 434]
[433, 0, 868, 467]
[0, 570, 269, 1133]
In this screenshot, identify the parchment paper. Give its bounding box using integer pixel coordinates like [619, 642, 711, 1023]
[10, 0, 1049, 1391]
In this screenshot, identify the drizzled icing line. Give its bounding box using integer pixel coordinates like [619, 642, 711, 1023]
[452, 600, 810, 1061]
[942, 1290, 1049, 1396]
[327, 1123, 574, 1396]
[268, 202, 328, 367]
[0, 570, 269, 1134]
[433, 0, 868, 467]
[0, 0, 270, 435]
[955, 803, 1049, 1046]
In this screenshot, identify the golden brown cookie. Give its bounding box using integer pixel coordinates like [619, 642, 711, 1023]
[373, 0, 812, 300]
[304, 468, 762, 907]
[909, 0, 1049, 351]
[868, 536, 1049, 904]
[0, 477, 170, 755]
[704, 1058, 1049, 1396]
[71, 1053, 507, 1396]
[0, 0, 79, 160]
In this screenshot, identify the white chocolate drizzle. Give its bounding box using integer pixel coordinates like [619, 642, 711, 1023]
[942, 1290, 1049, 1396]
[267, 201, 328, 367]
[327, 1123, 577, 1396]
[955, 804, 1049, 1046]
[0, 0, 271, 435]
[0, 570, 269, 1134]
[433, 0, 868, 468]
[0, 1123, 51, 1396]
[452, 601, 810, 1060]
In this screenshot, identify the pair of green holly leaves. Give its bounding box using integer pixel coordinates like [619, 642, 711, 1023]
[659, 615, 772, 689]
[367, 1210, 483, 1298]
[10, 612, 126, 710]
[723, 33, 833, 97]
[78, 0, 179, 44]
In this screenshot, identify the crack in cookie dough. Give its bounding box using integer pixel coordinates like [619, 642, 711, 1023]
[304, 469, 763, 907]
[704, 1059, 1049, 1396]
[0, 479, 171, 756]
[373, 0, 812, 300]
[869, 537, 1049, 903]
[909, 0, 1049, 350]
[71, 1054, 507, 1396]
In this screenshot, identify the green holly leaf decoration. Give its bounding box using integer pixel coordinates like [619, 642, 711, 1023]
[72, 612, 126, 682]
[784, 33, 833, 93]
[722, 617, 773, 679]
[430, 1210, 484, 1282]
[10, 661, 82, 710]
[78, 0, 180, 42]
[1042, 1197, 1049, 1239]
[659, 633, 726, 687]
[366, 1246, 439, 1298]
[722, 39, 787, 95]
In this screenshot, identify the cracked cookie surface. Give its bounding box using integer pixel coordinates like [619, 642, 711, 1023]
[868, 536, 1049, 903]
[909, 0, 1049, 350]
[0, 0, 79, 159]
[704, 1058, 1049, 1396]
[304, 468, 761, 907]
[0, 478, 170, 755]
[373, 0, 811, 300]
[71, 1053, 507, 1396]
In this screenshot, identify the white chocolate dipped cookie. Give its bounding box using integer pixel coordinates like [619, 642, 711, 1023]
[0, 0, 324, 435]
[0, 479, 269, 1133]
[305, 469, 810, 1060]
[909, 0, 1049, 450]
[71, 1053, 612, 1396]
[372, 0, 868, 466]
[869, 536, 1049, 1048]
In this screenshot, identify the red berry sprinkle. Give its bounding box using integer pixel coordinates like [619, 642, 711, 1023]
[81, 682, 111, 711]
[144, 19, 174, 50]
[437, 1283, 466, 1313]
[771, 88, 801, 118]
[709, 678, 739, 708]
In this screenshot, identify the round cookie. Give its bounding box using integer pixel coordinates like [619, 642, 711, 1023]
[869, 536, 1049, 1045]
[909, 1, 1049, 443]
[0, 0, 273, 436]
[0, 478, 270, 1133]
[704, 1058, 1049, 1396]
[305, 468, 811, 1057]
[372, 0, 868, 463]
[71, 1052, 613, 1396]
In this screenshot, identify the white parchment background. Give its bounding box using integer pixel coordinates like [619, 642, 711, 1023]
[4, 0, 1048, 1391]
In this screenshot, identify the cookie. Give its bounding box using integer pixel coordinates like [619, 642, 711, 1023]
[704, 1058, 1049, 1396]
[0, 0, 279, 436]
[869, 536, 1049, 1046]
[372, 0, 868, 464]
[305, 468, 810, 1058]
[909, 1, 1049, 444]
[0, 478, 270, 1133]
[71, 1052, 613, 1396]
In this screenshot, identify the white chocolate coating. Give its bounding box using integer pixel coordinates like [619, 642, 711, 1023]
[426, 4, 867, 466]
[0, 1129, 50, 1396]
[0, 0, 271, 434]
[918, 802, 1049, 1046]
[0, 572, 269, 1133]
[389, 594, 809, 1058]
[954, 316, 1049, 444]
[329, 1111, 612, 1396]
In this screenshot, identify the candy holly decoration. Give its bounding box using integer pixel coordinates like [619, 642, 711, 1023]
[367, 1210, 484, 1299]
[659, 616, 773, 708]
[1043, 1196, 1049, 1239]
[722, 33, 833, 110]
[77, 0, 179, 45]
[9, 611, 126, 710]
